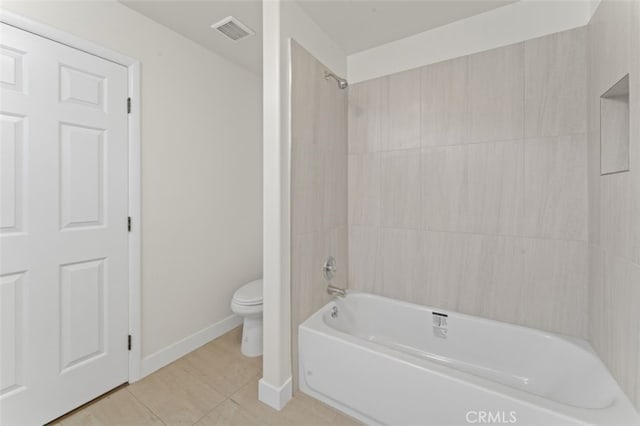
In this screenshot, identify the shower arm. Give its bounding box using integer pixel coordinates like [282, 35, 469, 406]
[324, 70, 348, 89]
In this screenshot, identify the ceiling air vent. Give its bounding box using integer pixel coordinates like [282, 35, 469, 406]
[211, 16, 255, 42]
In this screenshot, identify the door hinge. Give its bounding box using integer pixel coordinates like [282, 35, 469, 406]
[128, 335, 132, 351]
[127, 216, 132, 232]
[127, 97, 131, 114]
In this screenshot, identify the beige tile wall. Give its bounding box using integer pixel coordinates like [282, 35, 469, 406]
[587, 0, 640, 410]
[290, 41, 348, 389]
[348, 27, 590, 338]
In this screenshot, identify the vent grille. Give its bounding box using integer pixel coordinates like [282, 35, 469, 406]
[211, 16, 255, 42]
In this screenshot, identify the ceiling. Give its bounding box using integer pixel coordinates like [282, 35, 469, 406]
[297, 0, 517, 54]
[120, 0, 262, 72]
[120, 0, 518, 74]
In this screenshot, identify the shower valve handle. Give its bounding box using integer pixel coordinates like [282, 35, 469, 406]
[323, 256, 337, 281]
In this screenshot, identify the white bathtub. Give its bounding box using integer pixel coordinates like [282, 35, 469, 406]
[298, 293, 640, 426]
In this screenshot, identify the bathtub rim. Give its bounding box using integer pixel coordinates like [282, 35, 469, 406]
[323, 292, 595, 353]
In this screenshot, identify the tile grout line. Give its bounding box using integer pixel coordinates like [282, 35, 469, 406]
[521, 36, 528, 327]
[124, 387, 169, 426]
[189, 395, 232, 426]
[349, 223, 590, 245]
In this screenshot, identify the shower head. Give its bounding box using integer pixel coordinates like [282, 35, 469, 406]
[324, 70, 348, 89]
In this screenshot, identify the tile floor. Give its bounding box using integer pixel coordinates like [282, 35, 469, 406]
[51, 327, 361, 426]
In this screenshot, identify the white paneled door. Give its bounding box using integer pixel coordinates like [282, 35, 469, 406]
[0, 23, 129, 425]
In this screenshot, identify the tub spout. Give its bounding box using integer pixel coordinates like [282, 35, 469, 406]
[327, 284, 346, 297]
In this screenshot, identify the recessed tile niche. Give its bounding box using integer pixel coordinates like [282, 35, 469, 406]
[600, 74, 630, 175]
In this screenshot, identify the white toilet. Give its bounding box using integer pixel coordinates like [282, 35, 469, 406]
[230, 279, 263, 357]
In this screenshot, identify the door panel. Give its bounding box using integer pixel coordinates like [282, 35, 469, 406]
[0, 45, 25, 93]
[0, 272, 25, 397]
[0, 113, 24, 233]
[59, 258, 106, 371]
[59, 123, 105, 229]
[0, 22, 129, 425]
[59, 65, 106, 110]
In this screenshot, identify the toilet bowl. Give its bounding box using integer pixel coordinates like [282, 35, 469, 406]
[230, 279, 263, 357]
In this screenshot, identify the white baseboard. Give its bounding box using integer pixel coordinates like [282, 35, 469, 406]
[258, 377, 292, 410]
[139, 314, 242, 378]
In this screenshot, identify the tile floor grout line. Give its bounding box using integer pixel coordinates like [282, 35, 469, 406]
[124, 387, 169, 426]
[193, 394, 232, 425]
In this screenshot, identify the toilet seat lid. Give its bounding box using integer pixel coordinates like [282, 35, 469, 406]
[233, 279, 263, 305]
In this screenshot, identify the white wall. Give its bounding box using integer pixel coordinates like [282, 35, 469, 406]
[348, 0, 599, 84]
[261, 0, 345, 409]
[2, 1, 262, 372]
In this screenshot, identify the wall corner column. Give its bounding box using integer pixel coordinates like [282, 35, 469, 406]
[260, 0, 292, 411]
